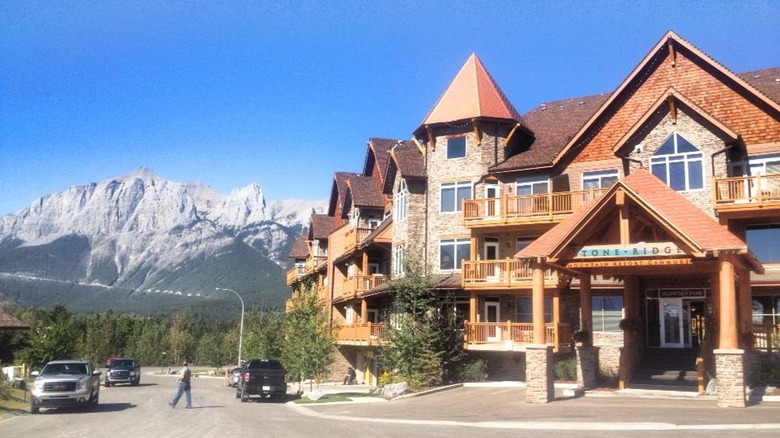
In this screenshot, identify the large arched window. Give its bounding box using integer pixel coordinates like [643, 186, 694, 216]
[650, 132, 704, 191]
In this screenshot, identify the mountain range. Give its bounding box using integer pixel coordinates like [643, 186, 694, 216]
[0, 168, 326, 315]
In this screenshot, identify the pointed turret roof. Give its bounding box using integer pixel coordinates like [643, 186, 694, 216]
[414, 54, 521, 136]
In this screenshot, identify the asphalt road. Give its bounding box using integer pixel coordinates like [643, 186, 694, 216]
[2, 369, 780, 438]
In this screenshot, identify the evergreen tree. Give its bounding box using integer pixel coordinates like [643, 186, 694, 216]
[281, 282, 335, 390]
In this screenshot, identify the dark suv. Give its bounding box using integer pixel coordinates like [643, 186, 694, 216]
[104, 358, 141, 387]
[236, 359, 287, 402]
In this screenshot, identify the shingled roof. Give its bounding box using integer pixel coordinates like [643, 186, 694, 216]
[414, 53, 522, 137]
[0, 307, 29, 330]
[309, 213, 336, 240]
[738, 67, 780, 105]
[364, 138, 399, 180]
[346, 175, 385, 209]
[288, 235, 309, 259]
[518, 168, 760, 272]
[383, 140, 426, 194]
[328, 172, 362, 217]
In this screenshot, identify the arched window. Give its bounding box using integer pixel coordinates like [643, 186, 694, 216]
[650, 133, 704, 191]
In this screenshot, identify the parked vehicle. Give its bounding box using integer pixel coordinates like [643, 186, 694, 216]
[30, 360, 101, 414]
[235, 359, 287, 402]
[104, 358, 141, 386]
[229, 367, 242, 387]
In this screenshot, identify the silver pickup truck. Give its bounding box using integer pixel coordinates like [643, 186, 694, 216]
[30, 360, 101, 414]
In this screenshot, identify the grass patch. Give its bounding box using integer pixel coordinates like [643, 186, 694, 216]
[293, 394, 354, 404]
[0, 386, 30, 417]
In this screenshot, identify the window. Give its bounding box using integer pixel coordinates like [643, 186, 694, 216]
[516, 237, 534, 253]
[592, 296, 623, 332]
[440, 180, 472, 213]
[439, 238, 470, 271]
[447, 136, 466, 159]
[515, 297, 552, 323]
[392, 245, 405, 277]
[349, 207, 359, 227]
[583, 170, 618, 190]
[650, 133, 704, 191]
[516, 176, 549, 195]
[749, 155, 780, 176]
[394, 179, 408, 221]
[295, 261, 305, 275]
[746, 224, 780, 263]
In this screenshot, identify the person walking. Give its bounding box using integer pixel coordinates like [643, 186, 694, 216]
[169, 360, 192, 408]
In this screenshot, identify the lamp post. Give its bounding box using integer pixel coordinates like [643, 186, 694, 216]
[216, 288, 244, 367]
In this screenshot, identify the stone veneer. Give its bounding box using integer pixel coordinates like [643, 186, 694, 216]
[576, 346, 600, 389]
[715, 349, 747, 408]
[525, 345, 554, 403]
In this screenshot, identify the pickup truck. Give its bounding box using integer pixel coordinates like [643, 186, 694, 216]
[235, 359, 287, 402]
[30, 360, 101, 414]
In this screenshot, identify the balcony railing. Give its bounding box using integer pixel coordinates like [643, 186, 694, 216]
[462, 258, 556, 289]
[286, 266, 304, 286]
[463, 189, 607, 227]
[344, 227, 373, 252]
[335, 322, 386, 345]
[464, 321, 572, 351]
[714, 174, 780, 211]
[305, 256, 328, 274]
[753, 323, 780, 352]
[342, 274, 389, 297]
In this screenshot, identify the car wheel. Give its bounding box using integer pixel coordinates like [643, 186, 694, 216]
[31, 404, 39, 414]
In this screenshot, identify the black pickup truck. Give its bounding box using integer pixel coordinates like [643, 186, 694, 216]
[235, 359, 287, 402]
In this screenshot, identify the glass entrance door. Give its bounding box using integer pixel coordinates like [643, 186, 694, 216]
[485, 301, 501, 341]
[660, 298, 684, 348]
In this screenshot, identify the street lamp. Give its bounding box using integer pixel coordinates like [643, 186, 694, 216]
[216, 287, 245, 367]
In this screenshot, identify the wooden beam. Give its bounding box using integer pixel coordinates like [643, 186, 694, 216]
[472, 118, 482, 144]
[412, 137, 425, 155]
[667, 94, 677, 124]
[505, 122, 521, 146]
[426, 126, 436, 151]
[667, 39, 676, 67]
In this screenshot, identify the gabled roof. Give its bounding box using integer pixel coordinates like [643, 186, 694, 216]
[346, 176, 385, 209]
[518, 168, 761, 272]
[383, 140, 426, 194]
[364, 138, 399, 181]
[288, 235, 309, 259]
[552, 31, 780, 165]
[739, 67, 780, 105]
[414, 53, 522, 137]
[309, 214, 336, 240]
[328, 172, 361, 217]
[0, 307, 29, 330]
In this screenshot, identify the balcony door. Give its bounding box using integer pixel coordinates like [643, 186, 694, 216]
[485, 300, 501, 341]
[483, 237, 500, 280]
[484, 184, 500, 217]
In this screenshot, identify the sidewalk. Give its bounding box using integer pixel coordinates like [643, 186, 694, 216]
[289, 382, 780, 431]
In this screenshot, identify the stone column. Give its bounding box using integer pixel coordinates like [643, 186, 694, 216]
[526, 345, 554, 403]
[715, 349, 746, 408]
[576, 345, 599, 389]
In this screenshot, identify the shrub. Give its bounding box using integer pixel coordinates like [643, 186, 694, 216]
[748, 353, 780, 387]
[554, 355, 577, 381]
[456, 358, 488, 383]
[598, 365, 619, 387]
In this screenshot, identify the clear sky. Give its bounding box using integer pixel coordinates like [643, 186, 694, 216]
[1, 0, 778, 216]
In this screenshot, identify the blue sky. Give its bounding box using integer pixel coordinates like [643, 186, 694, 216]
[1, 1, 778, 216]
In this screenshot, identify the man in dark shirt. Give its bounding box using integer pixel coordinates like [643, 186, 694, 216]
[169, 361, 192, 408]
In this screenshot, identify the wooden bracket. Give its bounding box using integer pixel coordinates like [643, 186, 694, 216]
[412, 137, 425, 155]
[426, 125, 436, 151]
[667, 93, 677, 124]
[505, 122, 521, 146]
[667, 39, 676, 67]
[472, 118, 482, 144]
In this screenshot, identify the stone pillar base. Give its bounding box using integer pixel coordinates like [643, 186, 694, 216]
[525, 345, 554, 403]
[714, 349, 746, 408]
[576, 345, 600, 389]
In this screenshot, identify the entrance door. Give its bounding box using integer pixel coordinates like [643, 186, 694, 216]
[485, 300, 501, 341]
[660, 298, 684, 348]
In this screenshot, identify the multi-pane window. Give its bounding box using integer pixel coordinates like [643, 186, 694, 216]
[746, 224, 780, 263]
[592, 296, 623, 332]
[447, 137, 466, 159]
[394, 179, 408, 221]
[440, 181, 472, 213]
[516, 237, 534, 253]
[392, 245, 406, 277]
[515, 297, 552, 323]
[583, 170, 619, 190]
[516, 176, 549, 195]
[650, 133, 704, 191]
[749, 155, 780, 176]
[439, 238, 470, 271]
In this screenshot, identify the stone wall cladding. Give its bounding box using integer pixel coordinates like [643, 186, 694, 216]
[715, 349, 747, 408]
[624, 109, 727, 218]
[593, 332, 624, 375]
[525, 346, 554, 403]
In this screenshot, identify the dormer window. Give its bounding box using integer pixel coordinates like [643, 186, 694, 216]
[650, 132, 703, 192]
[394, 179, 408, 222]
[447, 137, 466, 159]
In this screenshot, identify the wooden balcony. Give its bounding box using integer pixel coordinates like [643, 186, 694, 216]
[463, 189, 607, 229]
[285, 265, 306, 286]
[464, 321, 572, 352]
[462, 258, 557, 289]
[344, 227, 373, 252]
[714, 174, 780, 217]
[305, 256, 328, 274]
[335, 322, 386, 346]
[341, 274, 389, 298]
